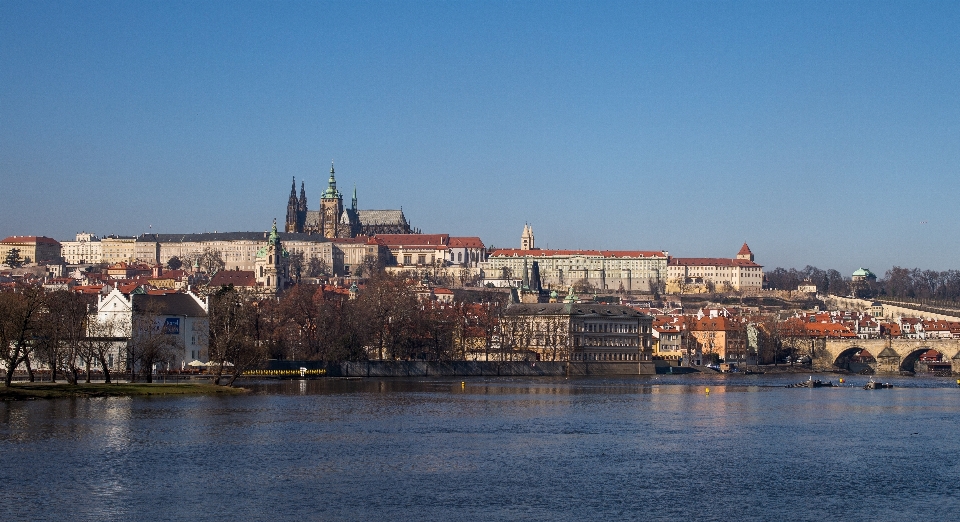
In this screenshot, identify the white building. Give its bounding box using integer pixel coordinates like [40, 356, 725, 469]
[61, 232, 102, 264]
[481, 249, 668, 293]
[93, 288, 209, 372]
[666, 243, 764, 292]
[479, 225, 668, 293]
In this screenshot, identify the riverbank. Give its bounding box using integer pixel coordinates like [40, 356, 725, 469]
[0, 383, 247, 401]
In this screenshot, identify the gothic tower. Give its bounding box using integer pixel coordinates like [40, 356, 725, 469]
[736, 243, 754, 262]
[320, 162, 344, 238]
[297, 181, 307, 232]
[285, 177, 299, 233]
[521, 223, 535, 250]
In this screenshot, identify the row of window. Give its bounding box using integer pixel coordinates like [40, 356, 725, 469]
[572, 352, 642, 361]
[575, 322, 639, 334]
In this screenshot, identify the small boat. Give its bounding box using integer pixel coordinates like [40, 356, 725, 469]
[863, 380, 894, 390]
[786, 376, 836, 388]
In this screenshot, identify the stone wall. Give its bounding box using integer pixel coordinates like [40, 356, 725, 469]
[264, 360, 656, 377]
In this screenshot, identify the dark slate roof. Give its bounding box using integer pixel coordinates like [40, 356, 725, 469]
[132, 293, 207, 317]
[504, 303, 650, 318]
[357, 209, 406, 226]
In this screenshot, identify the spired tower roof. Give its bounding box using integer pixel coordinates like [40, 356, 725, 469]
[257, 219, 289, 259]
[736, 242, 754, 261]
[322, 162, 340, 200]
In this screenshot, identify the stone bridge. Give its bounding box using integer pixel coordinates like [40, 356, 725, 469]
[813, 339, 960, 374]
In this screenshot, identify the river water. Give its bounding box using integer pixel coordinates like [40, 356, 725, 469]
[3, 374, 960, 521]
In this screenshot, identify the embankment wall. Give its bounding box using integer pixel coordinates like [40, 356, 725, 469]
[264, 360, 656, 377]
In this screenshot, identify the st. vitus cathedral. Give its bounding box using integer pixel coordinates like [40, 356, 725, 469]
[285, 162, 416, 238]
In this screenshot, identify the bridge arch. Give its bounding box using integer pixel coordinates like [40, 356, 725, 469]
[833, 346, 876, 373]
[820, 339, 960, 375]
[900, 347, 954, 374]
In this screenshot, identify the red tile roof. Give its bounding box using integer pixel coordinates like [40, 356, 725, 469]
[490, 249, 666, 258]
[374, 234, 450, 247]
[209, 270, 258, 288]
[691, 317, 741, 331]
[804, 322, 857, 338]
[669, 257, 762, 268]
[1, 236, 61, 245]
[737, 243, 753, 256]
[449, 237, 485, 248]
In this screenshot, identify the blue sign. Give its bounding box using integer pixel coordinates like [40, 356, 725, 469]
[163, 318, 180, 335]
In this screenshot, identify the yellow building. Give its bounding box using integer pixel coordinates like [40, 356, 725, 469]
[0, 236, 62, 265]
[101, 236, 137, 264]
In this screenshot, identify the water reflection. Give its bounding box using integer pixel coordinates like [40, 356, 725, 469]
[3, 375, 960, 520]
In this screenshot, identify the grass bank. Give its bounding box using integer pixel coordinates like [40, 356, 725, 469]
[0, 383, 247, 401]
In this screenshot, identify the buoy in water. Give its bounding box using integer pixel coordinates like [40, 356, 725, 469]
[839, 378, 844, 384]
[705, 387, 710, 394]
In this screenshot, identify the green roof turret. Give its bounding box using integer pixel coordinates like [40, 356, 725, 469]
[323, 161, 340, 199]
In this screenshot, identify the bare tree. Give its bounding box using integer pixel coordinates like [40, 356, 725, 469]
[306, 255, 330, 277]
[128, 301, 183, 382]
[84, 315, 122, 383]
[208, 286, 266, 386]
[356, 254, 384, 278]
[286, 251, 305, 283]
[572, 278, 596, 295]
[0, 286, 44, 386]
[35, 291, 89, 384]
[196, 247, 226, 275]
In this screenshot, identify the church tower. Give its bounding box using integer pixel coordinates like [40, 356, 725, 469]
[285, 177, 299, 233]
[736, 243, 754, 262]
[521, 223, 535, 250]
[256, 219, 289, 294]
[297, 181, 307, 232]
[320, 162, 344, 238]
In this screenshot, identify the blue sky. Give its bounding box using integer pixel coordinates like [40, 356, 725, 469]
[2, 1, 958, 275]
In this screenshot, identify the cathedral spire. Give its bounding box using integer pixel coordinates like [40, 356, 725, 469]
[352, 184, 357, 210]
[285, 177, 299, 233]
[323, 161, 339, 199]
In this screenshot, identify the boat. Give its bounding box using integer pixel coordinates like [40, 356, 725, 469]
[786, 376, 836, 388]
[863, 380, 894, 390]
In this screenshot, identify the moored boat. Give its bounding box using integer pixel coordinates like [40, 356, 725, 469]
[786, 376, 836, 388]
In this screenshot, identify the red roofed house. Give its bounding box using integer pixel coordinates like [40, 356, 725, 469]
[0, 236, 62, 265]
[666, 243, 764, 293]
[209, 270, 259, 291]
[106, 262, 153, 279]
[689, 316, 746, 363]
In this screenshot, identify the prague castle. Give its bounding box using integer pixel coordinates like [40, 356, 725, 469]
[285, 162, 416, 238]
